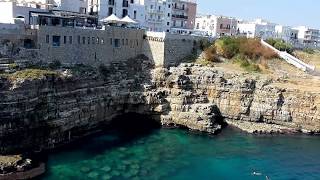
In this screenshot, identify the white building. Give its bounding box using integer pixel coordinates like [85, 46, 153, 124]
[293, 26, 320, 46]
[195, 14, 237, 37]
[89, 0, 145, 27]
[54, 0, 88, 14]
[144, 0, 172, 32]
[0, 0, 51, 24]
[238, 19, 276, 39]
[275, 25, 298, 43]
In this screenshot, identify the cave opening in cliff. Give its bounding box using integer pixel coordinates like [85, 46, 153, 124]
[109, 113, 161, 137]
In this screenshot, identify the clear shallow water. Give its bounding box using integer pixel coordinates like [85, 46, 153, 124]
[39, 128, 320, 180]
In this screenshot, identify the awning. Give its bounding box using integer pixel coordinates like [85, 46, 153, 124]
[99, 14, 121, 23]
[119, 16, 138, 24]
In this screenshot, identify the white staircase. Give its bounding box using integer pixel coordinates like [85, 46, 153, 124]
[261, 39, 315, 72]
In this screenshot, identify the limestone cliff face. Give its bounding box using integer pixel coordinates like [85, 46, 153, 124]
[0, 59, 319, 154]
[153, 63, 320, 133]
[0, 59, 221, 154]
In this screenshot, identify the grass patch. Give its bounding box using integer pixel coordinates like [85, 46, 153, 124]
[6, 69, 57, 81]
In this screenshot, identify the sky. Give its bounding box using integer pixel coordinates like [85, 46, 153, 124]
[197, 0, 320, 29]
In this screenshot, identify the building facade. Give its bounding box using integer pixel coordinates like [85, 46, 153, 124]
[88, 0, 145, 27]
[170, 0, 197, 34]
[144, 0, 172, 32]
[293, 26, 320, 46]
[0, 1, 51, 24]
[194, 14, 237, 37]
[238, 19, 276, 39]
[275, 25, 298, 43]
[54, 0, 89, 14]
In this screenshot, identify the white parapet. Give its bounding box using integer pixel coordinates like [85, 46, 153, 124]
[261, 39, 315, 72]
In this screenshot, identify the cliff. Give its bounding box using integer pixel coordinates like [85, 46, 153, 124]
[0, 57, 320, 154]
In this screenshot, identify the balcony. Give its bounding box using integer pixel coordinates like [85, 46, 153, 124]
[172, 14, 188, 19]
[147, 18, 164, 23]
[147, 9, 164, 14]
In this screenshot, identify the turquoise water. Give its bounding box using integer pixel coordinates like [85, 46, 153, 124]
[39, 128, 320, 180]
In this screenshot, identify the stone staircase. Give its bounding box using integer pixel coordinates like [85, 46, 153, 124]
[261, 39, 316, 73]
[0, 58, 13, 72]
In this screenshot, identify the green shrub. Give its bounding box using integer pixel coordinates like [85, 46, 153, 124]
[303, 48, 315, 54]
[274, 41, 293, 53]
[215, 37, 277, 60]
[233, 55, 261, 72]
[215, 37, 240, 59]
[8, 63, 18, 70]
[98, 64, 109, 78]
[203, 45, 220, 62]
[48, 60, 62, 70]
[199, 39, 211, 50]
[266, 38, 293, 53]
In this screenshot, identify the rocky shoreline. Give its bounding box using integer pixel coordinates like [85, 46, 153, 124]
[1, 57, 320, 179]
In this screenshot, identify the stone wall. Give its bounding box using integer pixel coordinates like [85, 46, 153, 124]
[37, 26, 144, 65]
[143, 31, 205, 67]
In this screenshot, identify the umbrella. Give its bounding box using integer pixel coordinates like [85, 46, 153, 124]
[99, 14, 121, 23]
[120, 15, 138, 24]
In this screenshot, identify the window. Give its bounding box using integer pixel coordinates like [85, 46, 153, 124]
[167, 22, 170, 26]
[108, 7, 113, 16]
[69, 36, 72, 44]
[52, 36, 61, 47]
[122, 39, 124, 45]
[126, 39, 128, 45]
[96, 37, 99, 44]
[122, 9, 128, 17]
[150, 5, 153, 9]
[92, 37, 95, 44]
[46, 35, 49, 43]
[82, 37, 86, 44]
[88, 37, 90, 44]
[134, 10, 137, 19]
[168, 4, 171, 8]
[64, 36, 67, 44]
[101, 38, 104, 44]
[168, 13, 170, 17]
[78, 36, 81, 44]
[110, 38, 113, 45]
[114, 39, 120, 47]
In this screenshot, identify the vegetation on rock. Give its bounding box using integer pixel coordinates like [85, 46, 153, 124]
[266, 38, 293, 53]
[6, 69, 57, 81]
[200, 37, 277, 72]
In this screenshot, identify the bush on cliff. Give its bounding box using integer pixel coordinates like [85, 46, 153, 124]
[203, 45, 220, 62]
[303, 48, 315, 54]
[233, 54, 261, 72]
[266, 38, 293, 53]
[7, 69, 57, 81]
[215, 37, 277, 60]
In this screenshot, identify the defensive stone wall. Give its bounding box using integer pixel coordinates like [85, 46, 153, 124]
[37, 26, 144, 65]
[1, 24, 207, 67]
[143, 32, 205, 67]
